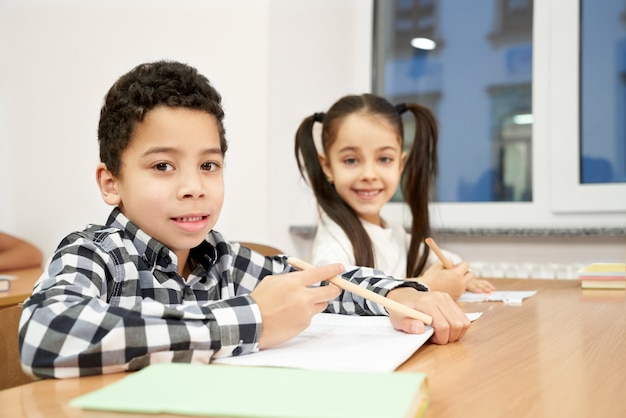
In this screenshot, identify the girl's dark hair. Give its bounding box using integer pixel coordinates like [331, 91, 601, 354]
[98, 60, 227, 176]
[294, 93, 438, 277]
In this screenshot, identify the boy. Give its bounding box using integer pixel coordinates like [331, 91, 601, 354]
[19, 61, 470, 379]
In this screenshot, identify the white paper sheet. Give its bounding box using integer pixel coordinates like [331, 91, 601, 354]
[466, 312, 483, 321]
[458, 290, 537, 304]
[213, 313, 434, 373]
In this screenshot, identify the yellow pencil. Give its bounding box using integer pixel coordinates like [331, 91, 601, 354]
[287, 257, 433, 325]
[425, 237, 453, 269]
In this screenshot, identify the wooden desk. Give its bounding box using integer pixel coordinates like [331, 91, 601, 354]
[0, 267, 41, 309]
[403, 279, 626, 418]
[1, 279, 624, 417]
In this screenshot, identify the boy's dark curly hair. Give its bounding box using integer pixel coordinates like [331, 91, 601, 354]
[98, 60, 227, 176]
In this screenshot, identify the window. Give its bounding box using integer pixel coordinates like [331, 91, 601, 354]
[547, 0, 626, 215]
[374, 1, 533, 204]
[580, 0, 626, 184]
[373, 0, 626, 228]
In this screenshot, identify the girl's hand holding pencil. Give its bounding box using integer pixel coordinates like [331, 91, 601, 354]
[425, 237, 495, 294]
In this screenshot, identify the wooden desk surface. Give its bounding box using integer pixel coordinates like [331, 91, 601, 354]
[403, 279, 626, 418]
[1, 279, 624, 418]
[0, 267, 41, 308]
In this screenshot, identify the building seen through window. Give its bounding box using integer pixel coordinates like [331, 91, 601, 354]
[375, 0, 625, 206]
[375, 0, 533, 203]
[580, 0, 626, 184]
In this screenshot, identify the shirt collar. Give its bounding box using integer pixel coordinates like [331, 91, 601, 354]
[189, 240, 217, 270]
[106, 207, 175, 269]
[105, 207, 216, 271]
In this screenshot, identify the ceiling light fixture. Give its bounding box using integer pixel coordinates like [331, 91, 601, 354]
[410, 37, 436, 50]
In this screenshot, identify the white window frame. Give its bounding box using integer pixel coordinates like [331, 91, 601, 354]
[383, 0, 626, 230]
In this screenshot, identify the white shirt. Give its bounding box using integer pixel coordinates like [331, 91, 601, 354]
[311, 211, 460, 278]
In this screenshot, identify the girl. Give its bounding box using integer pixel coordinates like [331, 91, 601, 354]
[294, 94, 494, 299]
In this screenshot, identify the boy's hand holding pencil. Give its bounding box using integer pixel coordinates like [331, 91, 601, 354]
[251, 262, 343, 349]
[287, 257, 471, 344]
[288, 257, 433, 325]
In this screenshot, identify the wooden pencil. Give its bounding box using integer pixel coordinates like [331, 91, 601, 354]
[425, 237, 453, 269]
[287, 257, 433, 325]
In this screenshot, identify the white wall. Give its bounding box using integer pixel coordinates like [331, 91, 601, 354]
[0, 0, 370, 261]
[0, 0, 623, 267]
[266, 0, 374, 258]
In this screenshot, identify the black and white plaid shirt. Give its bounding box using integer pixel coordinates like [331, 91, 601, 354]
[19, 208, 427, 379]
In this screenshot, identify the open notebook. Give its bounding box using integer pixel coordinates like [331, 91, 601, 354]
[213, 313, 434, 372]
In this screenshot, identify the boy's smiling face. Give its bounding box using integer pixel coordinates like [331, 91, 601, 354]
[97, 106, 224, 258]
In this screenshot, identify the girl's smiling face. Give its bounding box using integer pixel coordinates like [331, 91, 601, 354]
[319, 113, 405, 226]
[97, 106, 225, 259]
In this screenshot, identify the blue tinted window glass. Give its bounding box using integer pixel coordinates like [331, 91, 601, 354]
[374, 0, 533, 202]
[580, 0, 626, 184]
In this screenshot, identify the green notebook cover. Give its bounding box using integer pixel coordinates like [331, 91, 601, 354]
[70, 363, 428, 418]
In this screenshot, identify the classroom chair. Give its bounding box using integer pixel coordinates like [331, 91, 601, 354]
[0, 305, 34, 390]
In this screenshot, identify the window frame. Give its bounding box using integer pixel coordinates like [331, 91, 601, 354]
[378, 0, 626, 230]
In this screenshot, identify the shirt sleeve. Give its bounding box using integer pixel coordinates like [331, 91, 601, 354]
[310, 215, 429, 314]
[228, 243, 422, 316]
[228, 242, 429, 318]
[19, 235, 262, 379]
[322, 264, 429, 316]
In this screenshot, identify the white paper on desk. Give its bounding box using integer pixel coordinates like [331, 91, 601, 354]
[458, 290, 537, 303]
[213, 313, 434, 373]
[466, 312, 483, 321]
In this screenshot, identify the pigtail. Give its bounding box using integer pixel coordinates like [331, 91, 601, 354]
[401, 103, 439, 277]
[294, 114, 325, 191]
[294, 109, 375, 268]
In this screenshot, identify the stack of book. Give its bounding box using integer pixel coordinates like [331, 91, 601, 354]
[579, 263, 625, 289]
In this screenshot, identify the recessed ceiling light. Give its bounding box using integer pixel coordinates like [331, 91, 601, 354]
[410, 37, 436, 50]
